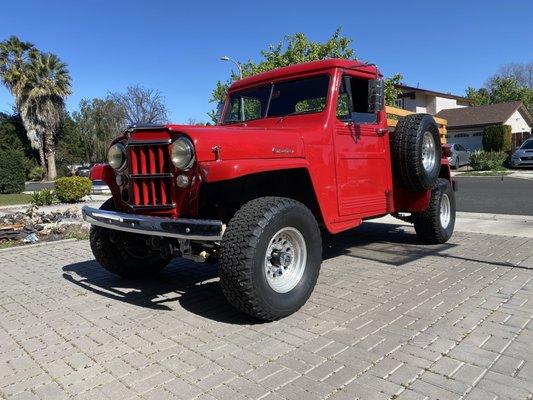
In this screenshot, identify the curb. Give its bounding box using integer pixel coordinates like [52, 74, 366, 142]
[457, 211, 533, 222]
[0, 238, 78, 254]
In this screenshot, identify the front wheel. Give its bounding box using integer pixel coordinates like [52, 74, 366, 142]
[219, 197, 322, 321]
[413, 178, 456, 244]
[89, 199, 172, 278]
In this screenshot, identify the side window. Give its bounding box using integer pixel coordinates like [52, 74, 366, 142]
[336, 76, 377, 124]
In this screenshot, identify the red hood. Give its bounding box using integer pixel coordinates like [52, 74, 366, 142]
[166, 124, 306, 162]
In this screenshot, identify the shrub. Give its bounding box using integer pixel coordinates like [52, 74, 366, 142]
[482, 125, 512, 152]
[0, 149, 26, 194]
[54, 176, 92, 203]
[28, 166, 46, 181]
[31, 189, 56, 206]
[469, 150, 508, 171]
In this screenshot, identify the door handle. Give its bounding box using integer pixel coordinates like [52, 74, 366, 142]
[376, 128, 388, 136]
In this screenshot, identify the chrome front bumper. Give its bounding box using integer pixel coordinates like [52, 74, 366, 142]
[82, 206, 224, 241]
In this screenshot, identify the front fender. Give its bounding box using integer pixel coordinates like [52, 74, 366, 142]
[90, 163, 121, 209]
[198, 158, 311, 182]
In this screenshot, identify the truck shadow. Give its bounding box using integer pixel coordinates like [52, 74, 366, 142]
[62, 258, 260, 324]
[62, 221, 529, 323]
[323, 221, 457, 265]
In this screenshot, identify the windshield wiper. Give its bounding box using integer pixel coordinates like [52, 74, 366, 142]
[277, 109, 320, 122]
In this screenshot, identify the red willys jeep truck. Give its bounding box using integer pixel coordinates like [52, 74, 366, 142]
[83, 59, 456, 321]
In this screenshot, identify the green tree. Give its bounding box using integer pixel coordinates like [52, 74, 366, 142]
[55, 113, 88, 175]
[465, 87, 491, 107]
[72, 98, 125, 163]
[0, 112, 38, 175]
[0, 36, 44, 165]
[209, 28, 401, 122]
[466, 76, 533, 113]
[384, 73, 403, 107]
[0, 36, 72, 180]
[20, 51, 72, 180]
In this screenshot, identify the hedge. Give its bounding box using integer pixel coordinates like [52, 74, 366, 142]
[54, 176, 92, 203]
[469, 150, 508, 171]
[0, 149, 26, 194]
[482, 125, 512, 152]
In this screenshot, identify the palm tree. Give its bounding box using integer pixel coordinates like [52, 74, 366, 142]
[20, 51, 71, 180]
[0, 36, 45, 167]
[1, 36, 71, 180]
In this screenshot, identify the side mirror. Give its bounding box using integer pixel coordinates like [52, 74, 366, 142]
[215, 101, 224, 124]
[368, 79, 384, 113]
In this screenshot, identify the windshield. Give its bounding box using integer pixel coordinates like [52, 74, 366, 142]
[521, 140, 533, 150]
[222, 75, 329, 124]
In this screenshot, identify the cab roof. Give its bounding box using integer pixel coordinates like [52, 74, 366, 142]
[229, 58, 381, 91]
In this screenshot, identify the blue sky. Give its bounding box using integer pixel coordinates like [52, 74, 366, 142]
[1, 0, 532, 123]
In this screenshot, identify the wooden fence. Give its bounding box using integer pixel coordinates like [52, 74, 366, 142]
[386, 106, 447, 144]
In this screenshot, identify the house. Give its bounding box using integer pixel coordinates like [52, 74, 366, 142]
[436, 101, 533, 150]
[394, 84, 470, 114]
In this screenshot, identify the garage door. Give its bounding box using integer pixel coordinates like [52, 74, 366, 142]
[448, 132, 483, 151]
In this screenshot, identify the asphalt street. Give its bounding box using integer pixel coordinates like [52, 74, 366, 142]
[455, 176, 533, 216]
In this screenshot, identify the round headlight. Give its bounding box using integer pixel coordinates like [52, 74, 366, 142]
[171, 137, 194, 169]
[108, 143, 126, 170]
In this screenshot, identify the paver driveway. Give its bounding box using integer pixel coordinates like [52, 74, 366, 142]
[1, 221, 532, 400]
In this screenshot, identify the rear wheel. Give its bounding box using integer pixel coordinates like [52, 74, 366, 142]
[413, 179, 456, 244]
[89, 199, 172, 278]
[219, 197, 322, 321]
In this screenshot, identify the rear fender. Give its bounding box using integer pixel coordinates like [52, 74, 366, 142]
[439, 158, 452, 181]
[393, 159, 453, 213]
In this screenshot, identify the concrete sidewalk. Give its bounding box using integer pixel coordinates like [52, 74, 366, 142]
[376, 212, 533, 238]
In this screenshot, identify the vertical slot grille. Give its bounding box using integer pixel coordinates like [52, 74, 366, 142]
[127, 143, 174, 209]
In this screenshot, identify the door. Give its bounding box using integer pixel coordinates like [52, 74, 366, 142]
[335, 75, 389, 217]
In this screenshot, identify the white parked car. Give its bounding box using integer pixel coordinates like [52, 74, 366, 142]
[511, 139, 533, 168]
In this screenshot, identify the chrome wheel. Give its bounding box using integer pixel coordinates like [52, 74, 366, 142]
[422, 131, 437, 173]
[440, 194, 451, 229]
[264, 227, 307, 293]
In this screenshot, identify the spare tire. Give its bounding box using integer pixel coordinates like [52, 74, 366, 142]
[391, 114, 441, 191]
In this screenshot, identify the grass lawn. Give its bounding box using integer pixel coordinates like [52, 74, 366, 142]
[0, 193, 32, 206]
[457, 170, 512, 177]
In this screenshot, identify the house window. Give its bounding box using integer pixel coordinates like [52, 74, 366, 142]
[473, 132, 483, 137]
[454, 133, 470, 138]
[394, 98, 404, 108]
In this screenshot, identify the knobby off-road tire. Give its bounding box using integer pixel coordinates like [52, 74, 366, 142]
[89, 199, 172, 278]
[219, 197, 322, 321]
[413, 178, 456, 244]
[391, 114, 441, 191]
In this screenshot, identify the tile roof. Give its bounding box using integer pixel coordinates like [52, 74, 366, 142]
[436, 101, 532, 128]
